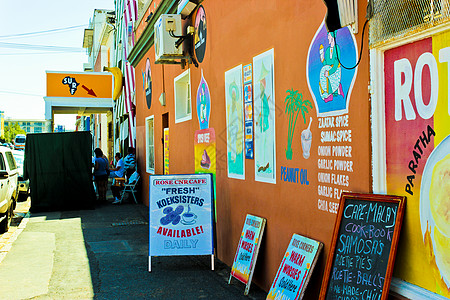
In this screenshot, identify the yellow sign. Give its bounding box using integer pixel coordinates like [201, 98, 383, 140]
[46, 72, 113, 98]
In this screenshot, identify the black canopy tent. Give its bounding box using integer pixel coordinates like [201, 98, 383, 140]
[24, 131, 96, 212]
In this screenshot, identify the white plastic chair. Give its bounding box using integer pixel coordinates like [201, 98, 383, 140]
[119, 171, 140, 203]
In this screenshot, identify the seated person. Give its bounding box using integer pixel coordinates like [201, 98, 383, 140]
[110, 152, 125, 178]
[123, 147, 136, 179]
[116, 171, 140, 204]
[110, 152, 125, 204]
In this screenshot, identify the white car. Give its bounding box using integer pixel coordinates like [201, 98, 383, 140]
[0, 146, 19, 233]
[12, 150, 29, 201]
[14, 134, 26, 151]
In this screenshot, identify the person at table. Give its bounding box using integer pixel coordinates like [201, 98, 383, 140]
[110, 152, 125, 204]
[123, 147, 136, 178]
[109, 152, 125, 178]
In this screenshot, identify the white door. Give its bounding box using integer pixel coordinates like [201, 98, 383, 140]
[4, 152, 17, 200]
[0, 154, 9, 212]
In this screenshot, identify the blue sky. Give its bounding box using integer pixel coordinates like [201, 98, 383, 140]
[0, 0, 114, 129]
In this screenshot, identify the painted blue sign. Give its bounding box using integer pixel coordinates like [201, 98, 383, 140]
[280, 166, 309, 185]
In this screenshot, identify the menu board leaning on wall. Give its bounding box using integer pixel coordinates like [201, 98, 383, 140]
[319, 193, 405, 300]
[229, 214, 266, 295]
[267, 234, 323, 300]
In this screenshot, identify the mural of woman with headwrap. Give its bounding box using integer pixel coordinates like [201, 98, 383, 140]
[319, 32, 344, 103]
[307, 22, 357, 117]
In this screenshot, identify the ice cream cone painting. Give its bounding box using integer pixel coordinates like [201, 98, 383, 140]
[194, 128, 216, 175]
[306, 21, 357, 117]
[194, 128, 216, 220]
[253, 49, 276, 183]
[225, 65, 245, 180]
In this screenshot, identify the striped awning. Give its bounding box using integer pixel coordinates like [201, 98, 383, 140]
[122, 0, 137, 148]
[121, 119, 129, 141]
[115, 96, 127, 118]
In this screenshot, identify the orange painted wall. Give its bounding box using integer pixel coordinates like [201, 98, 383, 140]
[134, 0, 371, 296]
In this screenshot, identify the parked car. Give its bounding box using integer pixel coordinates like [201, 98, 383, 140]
[0, 146, 18, 233]
[12, 150, 29, 201]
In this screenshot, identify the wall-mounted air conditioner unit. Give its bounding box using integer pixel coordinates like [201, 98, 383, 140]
[155, 14, 184, 64]
[323, 0, 358, 33]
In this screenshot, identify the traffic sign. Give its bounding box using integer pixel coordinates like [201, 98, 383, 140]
[46, 71, 113, 99]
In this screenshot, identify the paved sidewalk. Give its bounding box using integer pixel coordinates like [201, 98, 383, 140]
[0, 198, 268, 299]
[0, 198, 31, 263]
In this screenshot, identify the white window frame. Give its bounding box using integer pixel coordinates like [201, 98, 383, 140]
[137, 0, 152, 27]
[174, 69, 192, 123]
[145, 115, 155, 174]
[370, 25, 450, 300]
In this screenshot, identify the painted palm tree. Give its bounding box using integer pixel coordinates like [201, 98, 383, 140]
[285, 89, 313, 160]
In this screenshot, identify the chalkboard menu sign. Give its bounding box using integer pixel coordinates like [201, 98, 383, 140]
[319, 193, 406, 300]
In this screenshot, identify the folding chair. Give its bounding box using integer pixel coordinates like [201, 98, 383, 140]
[119, 171, 140, 203]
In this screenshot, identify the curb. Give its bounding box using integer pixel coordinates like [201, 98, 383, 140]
[0, 209, 31, 264]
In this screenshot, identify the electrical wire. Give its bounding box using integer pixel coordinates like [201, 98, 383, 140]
[0, 90, 43, 97]
[0, 42, 84, 52]
[0, 24, 88, 39]
[0, 51, 86, 56]
[332, 19, 369, 70]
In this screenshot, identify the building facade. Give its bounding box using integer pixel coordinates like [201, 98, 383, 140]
[83, 9, 116, 159]
[4, 119, 51, 134]
[114, 0, 450, 298]
[75, 116, 91, 132]
[112, 0, 138, 154]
